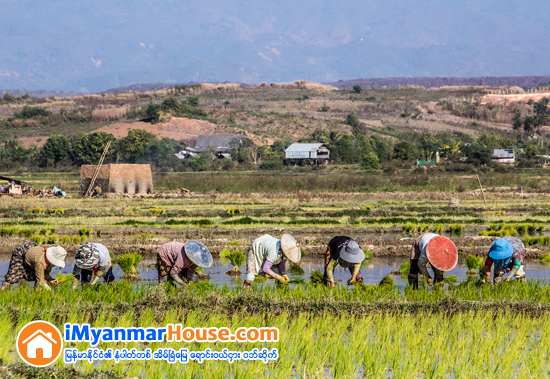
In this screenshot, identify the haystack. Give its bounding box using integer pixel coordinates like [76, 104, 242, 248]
[79, 164, 153, 195]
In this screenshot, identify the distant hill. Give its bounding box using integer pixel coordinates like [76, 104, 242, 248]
[329, 76, 550, 90]
[0, 89, 83, 99]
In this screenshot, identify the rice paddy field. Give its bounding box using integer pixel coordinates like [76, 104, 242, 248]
[3, 171, 550, 378]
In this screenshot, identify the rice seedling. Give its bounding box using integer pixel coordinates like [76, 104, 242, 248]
[399, 261, 411, 278]
[96, 228, 102, 238]
[30, 234, 45, 245]
[402, 224, 415, 234]
[47, 207, 64, 214]
[465, 255, 483, 275]
[435, 225, 444, 234]
[117, 253, 142, 277]
[378, 275, 394, 288]
[148, 208, 165, 215]
[540, 254, 550, 265]
[288, 278, 305, 284]
[224, 250, 246, 276]
[439, 275, 458, 284]
[28, 207, 46, 214]
[54, 273, 75, 285]
[78, 228, 93, 237]
[449, 224, 463, 236]
[489, 224, 498, 231]
[72, 235, 82, 244]
[46, 234, 59, 244]
[517, 224, 528, 235]
[527, 224, 537, 235]
[538, 224, 546, 232]
[310, 269, 324, 284]
[289, 262, 305, 275]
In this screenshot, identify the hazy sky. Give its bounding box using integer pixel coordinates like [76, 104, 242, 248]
[1, 0, 549, 92]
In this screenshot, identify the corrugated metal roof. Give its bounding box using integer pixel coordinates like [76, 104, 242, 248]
[493, 149, 515, 158]
[285, 143, 325, 152]
[194, 135, 243, 149]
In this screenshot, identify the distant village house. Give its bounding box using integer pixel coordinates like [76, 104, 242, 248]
[492, 149, 516, 164]
[175, 135, 243, 160]
[285, 143, 330, 165]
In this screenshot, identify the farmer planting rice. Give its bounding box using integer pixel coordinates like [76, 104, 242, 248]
[72, 243, 115, 287]
[484, 236, 525, 284]
[1, 243, 67, 290]
[157, 240, 213, 285]
[408, 233, 458, 289]
[323, 236, 365, 286]
[244, 234, 300, 287]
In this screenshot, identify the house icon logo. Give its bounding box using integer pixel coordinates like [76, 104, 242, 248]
[16, 320, 63, 367]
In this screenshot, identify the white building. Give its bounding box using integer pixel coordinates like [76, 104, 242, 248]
[285, 143, 330, 165]
[492, 149, 516, 164]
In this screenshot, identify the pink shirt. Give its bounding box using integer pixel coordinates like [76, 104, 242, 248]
[157, 242, 195, 277]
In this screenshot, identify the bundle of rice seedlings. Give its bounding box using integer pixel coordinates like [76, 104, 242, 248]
[540, 254, 550, 265]
[117, 253, 142, 277]
[440, 275, 458, 284]
[287, 278, 305, 284]
[224, 250, 245, 276]
[289, 262, 305, 275]
[399, 261, 411, 278]
[378, 275, 394, 288]
[55, 273, 75, 285]
[310, 269, 324, 284]
[465, 255, 483, 275]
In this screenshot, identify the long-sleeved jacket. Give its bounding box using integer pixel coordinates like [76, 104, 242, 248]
[24, 246, 53, 288]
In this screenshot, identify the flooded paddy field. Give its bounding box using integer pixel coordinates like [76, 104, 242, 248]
[2, 255, 550, 289]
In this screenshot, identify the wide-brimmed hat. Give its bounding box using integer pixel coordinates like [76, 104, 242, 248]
[489, 238, 514, 260]
[75, 243, 100, 269]
[339, 241, 365, 264]
[425, 236, 458, 271]
[281, 234, 300, 263]
[184, 240, 213, 268]
[46, 246, 67, 268]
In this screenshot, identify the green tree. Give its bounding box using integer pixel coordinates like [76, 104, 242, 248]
[116, 129, 157, 163]
[13, 106, 50, 119]
[393, 141, 416, 161]
[524, 145, 538, 159]
[39, 135, 72, 167]
[146, 104, 161, 124]
[361, 152, 380, 170]
[462, 144, 492, 166]
[352, 85, 362, 94]
[160, 98, 180, 113]
[3, 92, 16, 103]
[73, 132, 116, 165]
[523, 98, 550, 140]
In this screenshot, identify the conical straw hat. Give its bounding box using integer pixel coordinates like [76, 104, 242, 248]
[281, 234, 300, 263]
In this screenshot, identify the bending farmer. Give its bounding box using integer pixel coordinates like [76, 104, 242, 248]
[323, 236, 365, 286]
[2, 243, 67, 290]
[157, 240, 212, 285]
[484, 236, 525, 284]
[72, 243, 115, 287]
[409, 233, 458, 289]
[244, 234, 300, 287]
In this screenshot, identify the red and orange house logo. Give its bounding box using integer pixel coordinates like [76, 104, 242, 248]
[16, 320, 63, 367]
